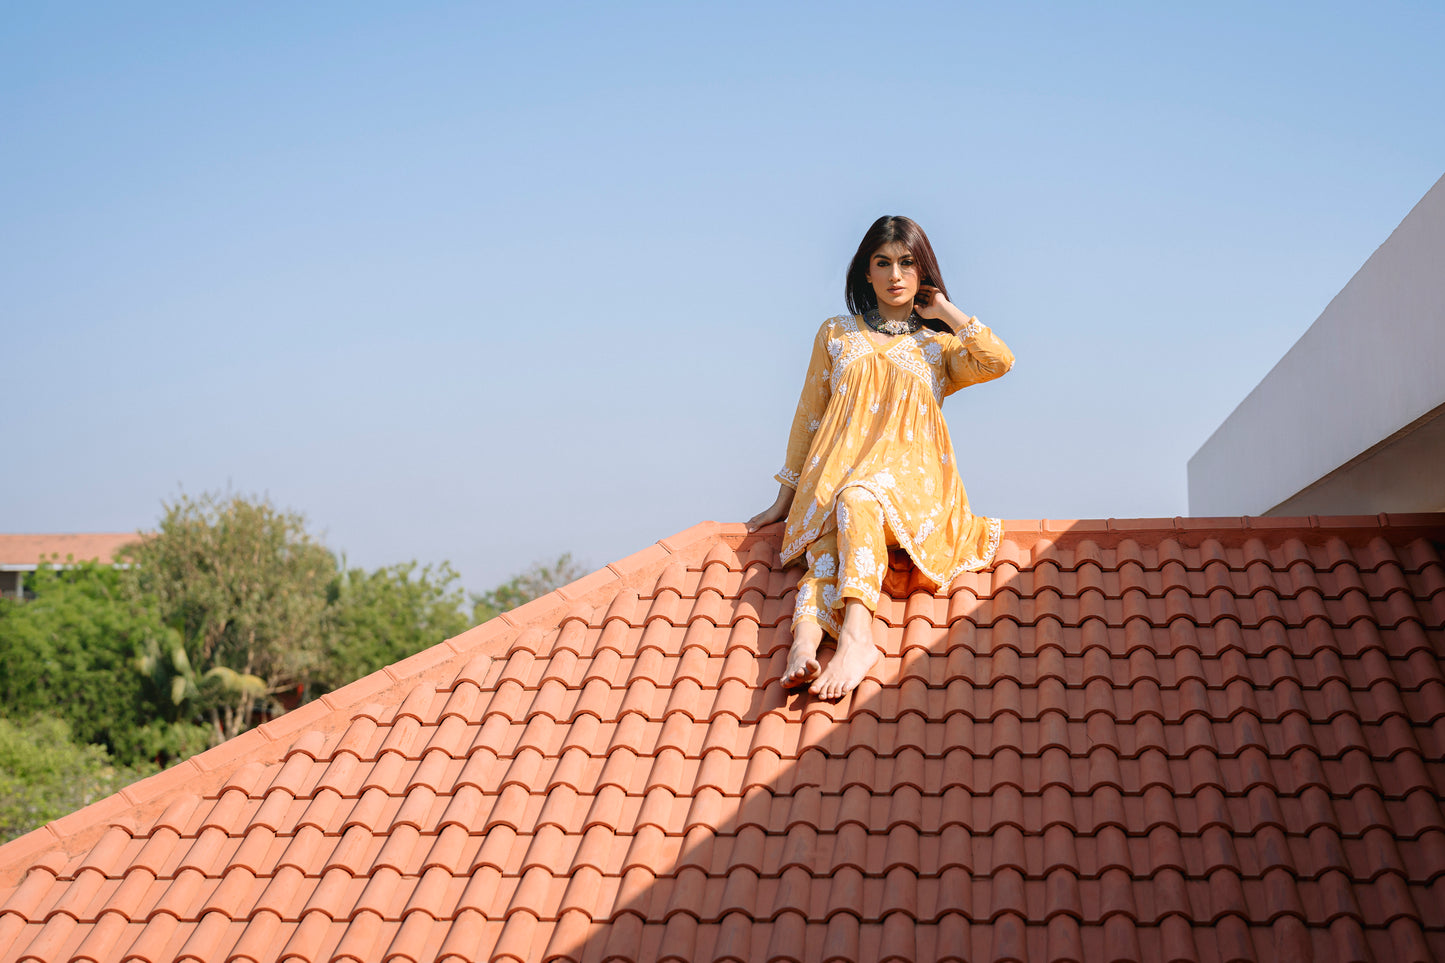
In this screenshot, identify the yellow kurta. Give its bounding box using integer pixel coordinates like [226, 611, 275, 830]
[775, 313, 1015, 588]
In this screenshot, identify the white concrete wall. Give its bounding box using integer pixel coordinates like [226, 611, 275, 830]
[1189, 173, 1445, 516]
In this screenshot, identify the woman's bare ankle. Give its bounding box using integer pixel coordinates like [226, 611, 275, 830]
[811, 600, 879, 699]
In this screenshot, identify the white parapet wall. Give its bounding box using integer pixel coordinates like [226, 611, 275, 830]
[1189, 173, 1445, 516]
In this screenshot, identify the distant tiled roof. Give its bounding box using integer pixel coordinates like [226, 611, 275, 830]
[2, 515, 1444, 963]
[0, 534, 141, 570]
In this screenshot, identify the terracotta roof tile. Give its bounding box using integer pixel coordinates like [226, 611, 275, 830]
[3, 516, 1445, 961]
[0, 534, 141, 569]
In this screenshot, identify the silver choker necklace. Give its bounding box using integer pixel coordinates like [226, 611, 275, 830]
[863, 308, 922, 336]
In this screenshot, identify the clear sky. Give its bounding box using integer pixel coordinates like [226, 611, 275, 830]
[4, 2, 1443, 592]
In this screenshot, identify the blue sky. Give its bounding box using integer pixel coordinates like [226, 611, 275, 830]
[4, 2, 1443, 591]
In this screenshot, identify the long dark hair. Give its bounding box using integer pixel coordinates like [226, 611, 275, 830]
[845, 215, 951, 333]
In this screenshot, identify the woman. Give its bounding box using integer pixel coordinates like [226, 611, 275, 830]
[747, 215, 1015, 699]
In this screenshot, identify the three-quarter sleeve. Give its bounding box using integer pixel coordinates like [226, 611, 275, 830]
[941, 317, 1014, 396]
[774, 321, 834, 489]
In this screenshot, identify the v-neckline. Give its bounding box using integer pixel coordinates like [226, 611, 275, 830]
[841, 313, 920, 355]
[864, 331, 897, 351]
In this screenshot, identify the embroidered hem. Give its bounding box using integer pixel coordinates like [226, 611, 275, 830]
[839, 576, 882, 610]
[793, 596, 842, 636]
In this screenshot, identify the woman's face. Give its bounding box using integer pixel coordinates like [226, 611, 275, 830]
[866, 241, 920, 311]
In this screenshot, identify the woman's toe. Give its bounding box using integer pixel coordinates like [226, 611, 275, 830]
[786, 657, 820, 687]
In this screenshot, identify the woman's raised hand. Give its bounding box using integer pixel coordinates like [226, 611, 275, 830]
[914, 284, 951, 320]
[747, 484, 795, 532]
[916, 285, 972, 331]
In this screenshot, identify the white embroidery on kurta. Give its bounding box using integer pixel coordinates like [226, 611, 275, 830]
[830, 316, 873, 391]
[793, 577, 839, 634]
[885, 334, 943, 403]
[850, 547, 876, 580]
[954, 317, 983, 340]
[796, 594, 841, 634]
[963, 517, 1003, 572]
[782, 526, 819, 567]
[840, 577, 881, 607]
[830, 479, 1003, 587]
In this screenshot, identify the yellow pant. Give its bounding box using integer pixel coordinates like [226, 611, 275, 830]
[793, 487, 896, 637]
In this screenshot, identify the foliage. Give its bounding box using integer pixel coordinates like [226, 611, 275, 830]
[133, 633, 261, 760]
[0, 560, 200, 766]
[0, 715, 156, 843]
[471, 553, 585, 623]
[0, 486, 584, 844]
[319, 561, 471, 691]
[0, 487, 587, 845]
[123, 491, 336, 743]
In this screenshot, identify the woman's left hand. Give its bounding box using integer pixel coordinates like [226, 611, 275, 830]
[916, 285, 972, 330]
[919, 281, 965, 318]
[914, 285, 951, 320]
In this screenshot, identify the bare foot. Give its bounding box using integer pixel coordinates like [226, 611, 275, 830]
[810, 600, 879, 700]
[782, 621, 823, 687]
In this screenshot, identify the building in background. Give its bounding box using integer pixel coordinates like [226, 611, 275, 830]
[1190, 173, 1445, 517]
[0, 533, 140, 599]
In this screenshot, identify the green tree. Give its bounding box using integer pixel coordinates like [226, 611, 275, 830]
[0, 560, 204, 766]
[0, 715, 156, 842]
[123, 492, 335, 743]
[3, 490, 585, 762]
[319, 560, 471, 690]
[132, 631, 257, 761]
[471, 553, 585, 623]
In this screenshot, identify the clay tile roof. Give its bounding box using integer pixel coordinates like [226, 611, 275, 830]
[3, 515, 1445, 962]
[0, 534, 141, 569]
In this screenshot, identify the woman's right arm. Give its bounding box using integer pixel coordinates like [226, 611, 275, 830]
[748, 321, 833, 530]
